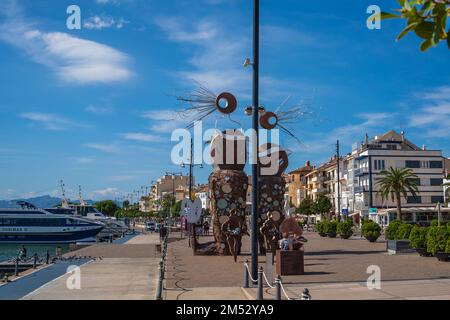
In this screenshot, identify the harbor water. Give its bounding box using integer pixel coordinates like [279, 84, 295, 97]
[0, 244, 71, 262]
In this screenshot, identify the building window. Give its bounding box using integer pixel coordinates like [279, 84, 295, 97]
[421, 161, 430, 168]
[386, 144, 397, 150]
[405, 160, 420, 168]
[429, 161, 443, 169]
[431, 196, 444, 203]
[407, 196, 421, 204]
[430, 178, 443, 186]
[374, 160, 385, 171]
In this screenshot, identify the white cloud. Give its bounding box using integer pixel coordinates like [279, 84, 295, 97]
[122, 132, 161, 142]
[85, 105, 114, 115]
[409, 86, 450, 138]
[92, 187, 121, 198]
[155, 16, 250, 94]
[84, 143, 120, 153]
[20, 112, 87, 131]
[0, 5, 133, 85]
[84, 16, 129, 30]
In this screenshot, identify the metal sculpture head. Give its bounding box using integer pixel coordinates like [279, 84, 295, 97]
[177, 85, 238, 129]
[258, 143, 289, 176]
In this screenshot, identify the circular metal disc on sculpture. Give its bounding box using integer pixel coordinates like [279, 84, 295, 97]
[217, 199, 228, 210]
[261, 213, 267, 220]
[273, 200, 279, 207]
[222, 184, 232, 194]
[219, 215, 228, 224]
[215, 92, 237, 114]
[260, 112, 278, 130]
[271, 211, 281, 222]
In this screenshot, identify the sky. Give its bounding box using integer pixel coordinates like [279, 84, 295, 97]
[0, 0, 449, 201]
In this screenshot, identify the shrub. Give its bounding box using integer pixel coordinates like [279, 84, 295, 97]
[316, 220, 326, 236]
[409, 226, 428, 249]
[426, 226, 450, 254]
[396, 223, 413, 240]
[446, 239, 450, 254]
[361, 220, 381, 242]
[337, 220, 353, 239]
[324, 220, 338, 236]
[385, 220, 403, 240]
[430, 219, 439, 227]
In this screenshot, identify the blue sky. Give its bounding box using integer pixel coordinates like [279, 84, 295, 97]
[0, 0, 449, 201]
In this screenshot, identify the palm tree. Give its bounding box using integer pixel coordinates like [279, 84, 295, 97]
[376, 167, 419, 221]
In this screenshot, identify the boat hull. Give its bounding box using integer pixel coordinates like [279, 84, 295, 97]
[0, 227, 104, 244]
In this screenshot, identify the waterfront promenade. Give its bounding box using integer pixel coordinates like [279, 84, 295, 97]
[164, 232, 450, 300]
[2, 231, 450, 300]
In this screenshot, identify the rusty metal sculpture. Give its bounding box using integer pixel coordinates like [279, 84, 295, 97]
[221, 214, 249, 262]
[209, 130, 248, 255]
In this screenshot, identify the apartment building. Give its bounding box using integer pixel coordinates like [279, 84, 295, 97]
[195, 184, 210, 210]
[350, 130, 446, 221]
[286, 161, 313, 207]
[153, 174, 192, 201]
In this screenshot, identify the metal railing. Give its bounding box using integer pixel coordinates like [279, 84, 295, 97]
[155, 232, 169, 300]
[244, 260, 311, 301]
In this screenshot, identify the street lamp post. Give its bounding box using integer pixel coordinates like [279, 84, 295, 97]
[250, 0, 260, 284]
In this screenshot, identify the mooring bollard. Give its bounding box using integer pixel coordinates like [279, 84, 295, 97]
[46, 251, 50, 265]
[275, 275, 282, 300]
[14, 259, 19, 276]
[244, 260, 249, 288]
[257, 266, 264, 300]
[156, 260, 164, 300]
[33, 253, 38, 269]
[302, 288, 311, 300]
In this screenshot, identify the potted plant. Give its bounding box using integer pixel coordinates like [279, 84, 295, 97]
[385, 220, 413, 253]
[361, 220, 381, 242]
[337, 220, 353, 239]
[316, 220, 327, 237]
[426, 226, 449, 261]
[409, 226, 430, 257]
[324, 220, 338, 238]
[385, 220, 403, 240]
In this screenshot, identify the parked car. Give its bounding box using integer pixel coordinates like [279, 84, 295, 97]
[145, 221, 156, 232]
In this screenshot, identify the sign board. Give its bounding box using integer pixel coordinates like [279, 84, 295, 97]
[342, 208, 349, 216]
[369, 208, 378, 215]
[180, 198, 203, 224]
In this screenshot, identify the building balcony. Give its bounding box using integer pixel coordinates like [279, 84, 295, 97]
[354, 186, 369, 193]
[354, 167, 370, 176]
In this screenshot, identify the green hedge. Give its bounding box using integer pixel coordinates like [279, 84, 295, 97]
[324, 220, 338, 236]
[396, 223, 413, 240]
[409, 226, 428, 249]
[426, 226, 450, 254]
[361, 220, 381, 240]
[337, 220, 353, 238]
[385, 220, 403, 240]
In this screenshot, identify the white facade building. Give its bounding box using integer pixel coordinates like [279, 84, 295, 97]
[348, 130, 445, 224]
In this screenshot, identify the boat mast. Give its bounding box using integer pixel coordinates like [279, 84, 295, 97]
[78, 185, 87, 206]
[60, 180, 70, 208]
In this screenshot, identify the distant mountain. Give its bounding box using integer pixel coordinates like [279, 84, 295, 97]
[0, 195, 96, 208]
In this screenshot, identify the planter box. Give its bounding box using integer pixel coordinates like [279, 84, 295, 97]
[387, 240, 414, 254]
[435, 252, 449, 262]
[276, 250, 304, 276]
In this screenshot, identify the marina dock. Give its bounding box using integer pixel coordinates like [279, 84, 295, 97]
[0, 232, 162, 300]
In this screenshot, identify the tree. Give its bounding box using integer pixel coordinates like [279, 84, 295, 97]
[376, 167, 419, 221]
[382, 0, 450, 51]
[171, 200, 182, 218]
[296, 198, 315, 216]
[314, 194, 333, 218]
[122, 200, 130, 208]
[95, 200, 119, 217]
